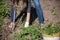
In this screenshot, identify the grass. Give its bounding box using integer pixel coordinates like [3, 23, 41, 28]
[14, 25, 42, 40]
[0, 0, 8, 26]
[14, 23, 60, 40]
[42, 23, 60, 35]
[0, 0, 8, 34]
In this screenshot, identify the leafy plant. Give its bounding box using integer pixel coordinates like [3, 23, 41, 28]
[0, 17, 3, 34]
[42, 23, 60, 35]
[14, 25, 42, 40]
[57, 19, 60, 24]
[0, 18, 3, 26]
[0, 0, 8, 26]
[0, 25, 2, 34]
[0, 0, 8, 33]
[0, 0, 8, 18]
[50, 7, 56, 15]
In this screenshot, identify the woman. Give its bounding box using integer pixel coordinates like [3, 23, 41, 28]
[24, 0, 44, 28]
[8, 0, 31, 29]
[8, 0, 44, 29]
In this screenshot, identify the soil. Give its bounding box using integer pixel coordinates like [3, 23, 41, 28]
[1, 0, 60, 40]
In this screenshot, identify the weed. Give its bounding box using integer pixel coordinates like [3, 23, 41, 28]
[14, 25, 42, 40]
[50, 7, 56, 15]
[0, 0, 8, 18]
[42, 23, 60, 35]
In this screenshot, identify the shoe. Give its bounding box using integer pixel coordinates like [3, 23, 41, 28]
[40, 23, 45, 29]
[24, 22, 29, 27]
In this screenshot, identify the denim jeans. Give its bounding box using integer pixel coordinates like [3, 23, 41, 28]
[11, 3, 15, 22]
[27, 0, 44, 24]
[33, 0, 44, 24]
[11, 0, 44, 24]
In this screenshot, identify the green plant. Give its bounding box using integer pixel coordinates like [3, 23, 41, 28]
[0, 18, 3, 26]
[50, 7, 56, 15]
[42, 23, 60, 35]
[14, 25, 41, 40]
[57, 19, 60, 24]
[0, 0, 8, 18]
[0, 25, 2, 34]
[0, 0, 8, 26]
[0, 0, 8, 33]
[0, 18, 3, 34]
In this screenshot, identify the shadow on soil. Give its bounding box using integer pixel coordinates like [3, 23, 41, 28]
[15, 7, 37, 25]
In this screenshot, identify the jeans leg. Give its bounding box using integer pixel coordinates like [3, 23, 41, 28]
[11, 4, 15, 22]
[33, 0, 44, 24]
